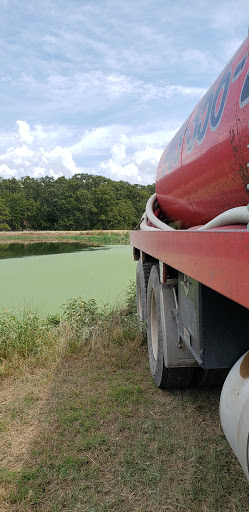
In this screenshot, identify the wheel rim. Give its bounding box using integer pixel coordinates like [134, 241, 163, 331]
[150, 290, 158, 360]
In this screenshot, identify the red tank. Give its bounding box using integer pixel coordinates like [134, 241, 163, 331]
[156, 36, 249, 228]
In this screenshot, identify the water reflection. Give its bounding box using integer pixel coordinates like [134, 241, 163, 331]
[0, 242, 108, 260]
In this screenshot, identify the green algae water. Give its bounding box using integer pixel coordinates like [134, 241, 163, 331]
[0, 243, 135, 315]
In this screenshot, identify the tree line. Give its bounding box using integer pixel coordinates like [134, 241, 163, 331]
[0, 174, 155, 231]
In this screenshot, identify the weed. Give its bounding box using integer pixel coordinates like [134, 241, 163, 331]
[46, 313, 61, 326]
[0, 282, 140, 377]
[61, 296, 99, 341]
[73, 232, 130, 244]
[0, 307, 51, 361]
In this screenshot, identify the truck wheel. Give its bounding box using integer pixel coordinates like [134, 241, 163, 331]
[147, 265, 193, 389]
[193, 368, 229, 387]
[136, 260, 153, 325]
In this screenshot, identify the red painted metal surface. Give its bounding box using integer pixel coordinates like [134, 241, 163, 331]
[130, 230, 249, 310]
[156, 36, 249, 228]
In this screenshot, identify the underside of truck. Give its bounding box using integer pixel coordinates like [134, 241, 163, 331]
[131, 228, 249, 388]
[130, 224, 249, 480]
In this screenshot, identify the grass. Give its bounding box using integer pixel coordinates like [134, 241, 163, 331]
[0, 283, 137, 375]
[0, 286, 249, 511]
[0, 230, 130, 245]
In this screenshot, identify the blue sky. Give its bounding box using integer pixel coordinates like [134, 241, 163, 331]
[0, 0, 248, 184]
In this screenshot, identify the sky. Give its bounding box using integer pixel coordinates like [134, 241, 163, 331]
[0, 0, 248, 185]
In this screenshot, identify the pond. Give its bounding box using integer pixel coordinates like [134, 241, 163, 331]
[0, 242, 136, 316]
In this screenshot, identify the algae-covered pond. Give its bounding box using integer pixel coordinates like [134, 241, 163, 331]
[0, 242, 135, 315]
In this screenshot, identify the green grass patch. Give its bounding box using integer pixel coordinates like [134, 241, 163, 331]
[72, 232, 130, 244]
[0, 230, 130, 245]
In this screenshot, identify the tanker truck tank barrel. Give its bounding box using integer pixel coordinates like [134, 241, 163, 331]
[155, 35, 249, 229]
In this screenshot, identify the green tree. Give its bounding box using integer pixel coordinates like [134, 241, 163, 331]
[0, 198, 11, 230]
[0, 174, 155, 231]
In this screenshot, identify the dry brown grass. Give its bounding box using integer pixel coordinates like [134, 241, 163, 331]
[1, 342, 249, 511]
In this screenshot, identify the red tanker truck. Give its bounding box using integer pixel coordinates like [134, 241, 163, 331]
[130, 35, 249, 480]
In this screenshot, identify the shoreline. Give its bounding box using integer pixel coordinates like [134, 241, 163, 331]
[0, 230, 130, 244]
[0, 229, 129, 239]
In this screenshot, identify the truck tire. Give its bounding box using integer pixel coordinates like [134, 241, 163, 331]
[193, 368, 229, 387]
[136, 260, 153, 325]
[147, 265, 193, 388]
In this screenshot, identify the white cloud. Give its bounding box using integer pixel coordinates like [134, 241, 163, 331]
[68, 121, 177, 184]
[16, 120, 34, 144]
[12, 71, 206, 114]
[0, 163, 17, 178]
[31, 123, 74, 145]
[91, 134, 166, 185]
[0, 120, 173, 184]
[70, 126, 122, 156]
[99, 160, 142, 184]
[131, 129, 178, 146]
[69, 124, 173, 164]
[134, 146, 162, 166]
[0, 122, 81, 179]
[111, 144, 126, 162]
